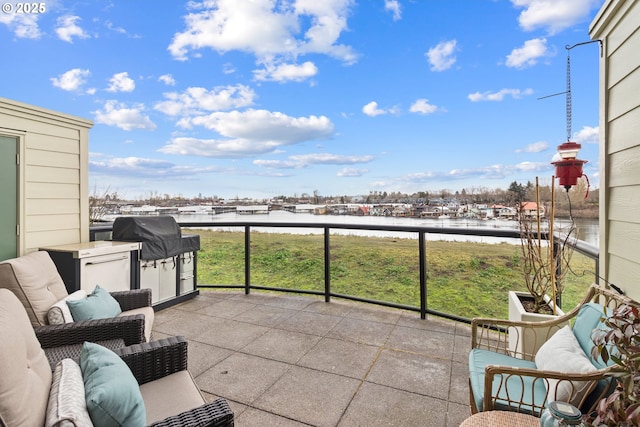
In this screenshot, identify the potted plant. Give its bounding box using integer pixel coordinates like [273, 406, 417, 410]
[588, 302, 640, 426]
[512, 202, 576, 316]
[508, 179, 576, 354]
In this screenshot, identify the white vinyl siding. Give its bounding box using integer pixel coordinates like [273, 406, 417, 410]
[0, 97, 92, 255]
[590, 0, 640, 300]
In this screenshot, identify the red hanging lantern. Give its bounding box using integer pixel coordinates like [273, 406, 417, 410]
[551, 141, 588, 190]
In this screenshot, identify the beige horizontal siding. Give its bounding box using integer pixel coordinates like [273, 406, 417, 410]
[607, 145, 640, 187]
[27, 165, 79, 184]
[607, 27, 640, 87]
[25, 229, 82, 252]
[607, 68, 640, 120]
[608, 186, 640, 223]
[26, 149, 79, 169]
[607, 221, 640, 264]
[602, 0, 640, 55]
[607, 106, 640, 154]
[25, 182, 79, 199]
[25, 214, 80, 232]
[605, 253, 640, 302]
[26, 198, 80, 215]
[26, 132, 80, 154]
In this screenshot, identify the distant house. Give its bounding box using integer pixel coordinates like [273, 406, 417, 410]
[494, 205, 517, 219]
[355, 206, 369, 216]
[519, 202, 545, 219]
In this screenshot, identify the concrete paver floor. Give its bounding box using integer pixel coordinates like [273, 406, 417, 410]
[152, 290, 473, 427]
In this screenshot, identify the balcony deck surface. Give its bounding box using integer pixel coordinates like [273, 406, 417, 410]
[152, 290, 472, 426]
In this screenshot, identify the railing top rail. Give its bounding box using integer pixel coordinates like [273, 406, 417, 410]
[91, 219, 598, 258]
[177, 220, 524, 238]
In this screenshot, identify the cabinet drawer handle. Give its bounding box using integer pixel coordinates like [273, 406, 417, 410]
[85, 255, 128, 266]
[180, 275, 194, 281]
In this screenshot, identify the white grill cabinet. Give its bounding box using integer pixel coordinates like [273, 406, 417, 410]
[40, 241, 141, 294]
[112, 216, 200, 309]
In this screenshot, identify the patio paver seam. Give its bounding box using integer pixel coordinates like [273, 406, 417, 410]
[332, 308, 401, 426]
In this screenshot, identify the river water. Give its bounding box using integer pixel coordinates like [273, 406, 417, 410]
[169, 210, 599, 247]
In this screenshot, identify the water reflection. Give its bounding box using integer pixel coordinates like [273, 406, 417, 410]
[173, 211, 599, 247]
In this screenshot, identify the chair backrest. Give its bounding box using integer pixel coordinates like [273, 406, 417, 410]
[572, 302, 611, 368]
[0, 251, 68, 326]
[0, 289, 51, 426]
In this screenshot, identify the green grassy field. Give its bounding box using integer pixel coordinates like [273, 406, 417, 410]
[193, 228, 596, 319]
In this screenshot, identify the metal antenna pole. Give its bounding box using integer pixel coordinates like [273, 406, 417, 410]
[566, 48, 572, 141]
[563, 40, 603, 141]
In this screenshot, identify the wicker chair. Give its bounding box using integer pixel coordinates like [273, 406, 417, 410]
[0, 251, 154, 356]
[468, 284, 634, 416]
[0, 288, 234, 427]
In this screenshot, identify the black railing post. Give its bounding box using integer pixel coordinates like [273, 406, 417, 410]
[324, 227, 331, 302]
[94, 220, 599, 324]
[419, 231, 427, 319]
[245, 225, 251, 294]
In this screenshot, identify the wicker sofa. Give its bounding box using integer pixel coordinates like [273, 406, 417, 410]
[0, 288, 234, 427]
[468, 284, 634, 416]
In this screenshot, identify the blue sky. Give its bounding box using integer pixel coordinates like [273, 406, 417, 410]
[1, 0, 604, 200]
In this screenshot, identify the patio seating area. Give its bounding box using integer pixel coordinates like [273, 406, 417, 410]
[152, 289, 472, 427]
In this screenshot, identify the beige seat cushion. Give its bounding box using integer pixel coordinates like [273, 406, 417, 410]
[119, 306, 155, 342]
[0, 251, 69, 326]
[0, 289, 52, 426]
[139, 370, 206, 425]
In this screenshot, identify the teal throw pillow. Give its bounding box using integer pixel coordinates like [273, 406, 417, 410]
[80, 342, 146, 427]
[67, 285, 122, 321]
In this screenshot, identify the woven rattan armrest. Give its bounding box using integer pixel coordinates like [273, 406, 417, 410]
[148, 398, 234, 427]
[471, 316, 569, 359]
[34, 314, 145, 348]
[44, 338, 126, 370]
[114, 336, 188, 385]
[482, 363, 612, 414]
[111, 288, 153, 311]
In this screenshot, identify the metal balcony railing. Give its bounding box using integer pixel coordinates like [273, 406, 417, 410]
[91, 220, 598, 323]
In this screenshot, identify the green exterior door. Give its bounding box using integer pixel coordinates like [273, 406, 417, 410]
[0, 136, 17, 260]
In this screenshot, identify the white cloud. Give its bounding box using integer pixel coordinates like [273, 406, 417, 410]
[90, 155, 221, 178]
[93, 100, 157, 131]
[254, 61, 318, 82]
[168, 0, 357, 65]
[160, 109, 334, 157]
[158, 74, 176, 86]
[468, 88, 533, 102]
[573, 125, 599, 144]
[253, 159, 301, 169]
[409, 99, 439, 115]
[384, 0, 402, 21]
[505, 38, 549, 69]
[426, 40, 457, 72]
[516, 141, 549, 153]
[223, 63, 236, 74]
[511, 0, 601, 35]
[289, 153, 374, 165]
[106, 72, 135, 92]
[51, 68, 91, 92]
[337, 167, 368, 177]
[154, 84, 256, 116]
[55, 15, 90, 43]
[104, 20, 126, 34]
[0, 13, 41, 39]
[254, 153, 373, 169]
[362, 101, 388, 117]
